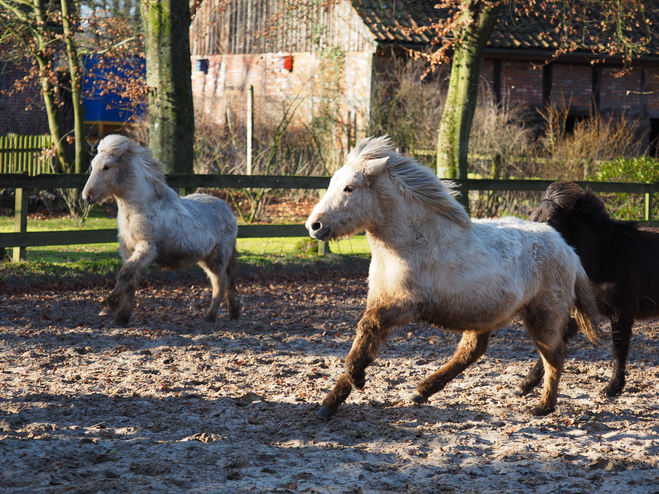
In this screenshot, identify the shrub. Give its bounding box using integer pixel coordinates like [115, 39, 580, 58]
[593, 156, 659, 220]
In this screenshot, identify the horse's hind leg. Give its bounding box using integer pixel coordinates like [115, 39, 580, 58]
[410, 330, 491, 403]
[199, 258, 226, 323]
[602, 311, 633, 397]
[515, 317, 579, 396]
[319, 301, 416, 419]
[523, 307, 567, 416]
[224, 246, 241, 319]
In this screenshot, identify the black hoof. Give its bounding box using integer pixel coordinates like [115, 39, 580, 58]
[602, 381, 624, 397]
[202, 313, 217, 323]
[531, 404, 555, 416]
[113, 314, 130, 328]
[350, 378, 366, 391]
[317, 406, 336, 420]
[406, 391, 428, 404]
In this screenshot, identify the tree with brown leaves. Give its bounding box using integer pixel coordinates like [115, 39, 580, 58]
[412, 1, 656, 187]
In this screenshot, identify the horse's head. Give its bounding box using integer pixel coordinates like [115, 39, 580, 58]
[530, 181, 584, 243]
[82, 135, 134, 205]
[306, 137, 392, 241]
[306, 136, 471, 241]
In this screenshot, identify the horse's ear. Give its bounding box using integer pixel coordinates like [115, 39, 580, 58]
[361, 156, 389, 175]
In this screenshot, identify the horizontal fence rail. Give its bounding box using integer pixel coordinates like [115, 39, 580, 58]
[1, 173, 658, 255]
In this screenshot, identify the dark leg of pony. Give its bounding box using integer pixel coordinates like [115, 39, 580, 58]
[409, 330, 491, 403]
[319, 301, 415, 419]
[515, 318, 579, 396]
[602, 311, 633, 397]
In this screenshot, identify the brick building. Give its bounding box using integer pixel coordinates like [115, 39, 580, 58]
[190, 0, 659, 153]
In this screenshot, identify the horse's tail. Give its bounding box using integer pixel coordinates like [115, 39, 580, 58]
[572, 265, 604, 345]
[225, 244, 242, 319]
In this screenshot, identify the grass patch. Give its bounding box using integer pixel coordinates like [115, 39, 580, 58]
[0, 217, 371, 288]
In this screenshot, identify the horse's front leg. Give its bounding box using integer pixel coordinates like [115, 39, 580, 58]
[104, 242, 156, 327]
[409, 330, 492, 403]
[319, 300, 416, 420]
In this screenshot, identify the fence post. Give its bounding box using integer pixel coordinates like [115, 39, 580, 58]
[644, 192, 652, 221]
[246, 85, 254, 175]
[13, 188, 28, 262]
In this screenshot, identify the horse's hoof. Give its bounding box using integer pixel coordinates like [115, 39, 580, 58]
[350, 377, 366, 391]
[114, 315, 130, 328]
[99, 309, 110, 317]
[531, 404, 555, 416]
[202, 313, 217, 323]
[602, 380, 624, 397]
[512, 386, 528, 397]
[317, 406, 336, 420]
[406, 391, 428, 404]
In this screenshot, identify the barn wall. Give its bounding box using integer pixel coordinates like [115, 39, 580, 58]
[480, 58, 659, 120]
[190, 0, 375, 56]
[192, 49, 375, 143]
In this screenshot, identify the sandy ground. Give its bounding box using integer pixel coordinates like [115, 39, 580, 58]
[1, 267, 659, 493]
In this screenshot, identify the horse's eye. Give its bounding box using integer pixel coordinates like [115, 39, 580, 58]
[102, 164, 110, 171]
[344, 185, 354, 193]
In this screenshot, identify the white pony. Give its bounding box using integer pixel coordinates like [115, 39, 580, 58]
[306, 136, 602, 419]
[82, 135, 241, 327]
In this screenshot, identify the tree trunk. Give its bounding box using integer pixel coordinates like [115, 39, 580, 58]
[436, 2, 502, 183]
[33, 0, 74, 172]
[140, 0, 195, 174]
[60, 0, 86, 174]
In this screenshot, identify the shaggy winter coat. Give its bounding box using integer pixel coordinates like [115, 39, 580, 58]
[82, 135, 241, 327]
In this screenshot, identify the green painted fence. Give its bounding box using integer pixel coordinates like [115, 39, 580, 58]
[0, 134, 52, 175]
[1, 173, 658, 262]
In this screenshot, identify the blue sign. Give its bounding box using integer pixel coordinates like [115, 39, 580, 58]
[82, 55, 145, 123]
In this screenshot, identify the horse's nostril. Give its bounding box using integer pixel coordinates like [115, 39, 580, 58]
[312, 222, 322, 232]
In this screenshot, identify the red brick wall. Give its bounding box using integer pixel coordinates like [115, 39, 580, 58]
[0, 62, 49, 134]
[552, 63, 592, 113]
[600, 67, 642, 115]
[478, 58, 658, 121]
[500, 61, 544, 108]
[647, 68, 659, 118]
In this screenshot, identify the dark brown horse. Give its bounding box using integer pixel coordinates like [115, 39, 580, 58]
[517, 181, 659, 397]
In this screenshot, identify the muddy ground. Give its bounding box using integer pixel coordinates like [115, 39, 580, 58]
[1, 265, 659, 493]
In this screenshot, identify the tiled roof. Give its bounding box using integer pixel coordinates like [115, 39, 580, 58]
[351, 0, 659, 57]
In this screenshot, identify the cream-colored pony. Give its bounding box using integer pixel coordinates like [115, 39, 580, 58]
[306, 136, 602, 419]
[82, 135, 241, 327]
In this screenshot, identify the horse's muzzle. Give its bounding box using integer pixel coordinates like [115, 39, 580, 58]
[82, 190, 95, 205]
[308, 221, 332, 241]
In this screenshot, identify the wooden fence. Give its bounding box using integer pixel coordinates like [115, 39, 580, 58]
[0, 134, 52, 175]
[1, 173, 658, 262]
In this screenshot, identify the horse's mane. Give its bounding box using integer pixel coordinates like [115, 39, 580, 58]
[98, 135, 168, 194]
[544, 181, 637, 228]
[350, 136, 471, 228]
